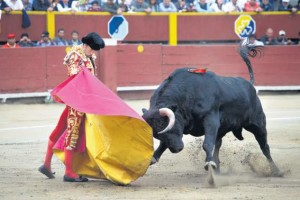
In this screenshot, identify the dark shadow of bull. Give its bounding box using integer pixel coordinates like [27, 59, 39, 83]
[142, 44, 283, 180]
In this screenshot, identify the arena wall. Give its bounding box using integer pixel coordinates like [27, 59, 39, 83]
[0, 45, 299, 100]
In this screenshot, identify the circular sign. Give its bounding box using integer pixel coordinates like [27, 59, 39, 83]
[234, 15, 256, 39]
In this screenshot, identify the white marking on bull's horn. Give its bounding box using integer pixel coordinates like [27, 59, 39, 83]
[158, 108, 175, 134]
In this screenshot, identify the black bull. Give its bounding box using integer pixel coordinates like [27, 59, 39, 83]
[142, 69, 282, 177]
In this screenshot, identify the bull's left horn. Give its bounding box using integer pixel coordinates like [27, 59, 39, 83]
[158, 108, 175, 134]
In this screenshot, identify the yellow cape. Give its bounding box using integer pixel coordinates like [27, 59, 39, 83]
[54, 114, 153, 185]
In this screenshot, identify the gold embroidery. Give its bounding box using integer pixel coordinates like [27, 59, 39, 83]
[64, 44, 97, 77]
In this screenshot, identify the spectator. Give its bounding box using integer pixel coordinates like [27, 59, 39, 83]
[36, 31, 55, 47]
[102, 0, 122, 14]
[23, 0, 32, 10]
[176, 0, 191, 12]
[119, 0, 129, 12]
[260, 28, 276, 45]
[57, 0, 75, 12]
[49, 0, 59, 10]
[130, 0, 151, 13]
[18, 33, 36, 47]
[53, 28, 69, 46]
[278, 0, 294, 11]
[275, 30, 293, 45]
[0, 0, 12, 12]
[71, 0, 89, 11]
[194, 0, 212, 12]
[68, 30, 82, 46]
[243, 0, 262, 12]
[159, 0, 177, 12]
[260, 0, 273, 11]
[210, 0, 225, 12]
[32, 0, 51, 10]
[2, 33, 20, 48]
[296, 31, 300, 45]
[87, 0, 101, 10]
[4, 0, 24, 10]
[296, 0, 300, 10]
[242, 34, 264, 47]
[223, 0, 243, 12]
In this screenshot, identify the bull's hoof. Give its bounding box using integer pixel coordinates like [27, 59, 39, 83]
[150, 157, 158, 165]
[207, 164, 216, 187]
[271, 169, 284, 177]
[204, 161, 217, 171]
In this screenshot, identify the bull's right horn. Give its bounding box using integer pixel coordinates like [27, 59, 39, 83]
[158, 108, 175, 134]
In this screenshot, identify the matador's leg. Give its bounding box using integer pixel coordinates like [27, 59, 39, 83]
[64, 106, 86, 180]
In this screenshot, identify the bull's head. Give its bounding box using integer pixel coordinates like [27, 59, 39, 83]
[142, 105, 184, 153]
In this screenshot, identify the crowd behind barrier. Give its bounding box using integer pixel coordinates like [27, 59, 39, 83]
[1, 0, 300, 13]
[0, 12, 300, 46]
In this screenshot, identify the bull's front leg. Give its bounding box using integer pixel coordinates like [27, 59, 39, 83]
[203, 114, 220, 171]
[151, 142, 168, 165]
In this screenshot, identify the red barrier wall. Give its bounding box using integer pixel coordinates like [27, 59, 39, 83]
[117, 45, 300, 87]
[0, 12, 299, 42]
[1, 45, 299, 98]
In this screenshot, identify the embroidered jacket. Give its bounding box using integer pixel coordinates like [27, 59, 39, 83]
[63, 44, 97, 77]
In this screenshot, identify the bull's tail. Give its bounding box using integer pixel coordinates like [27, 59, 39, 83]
[239, 42, 264, 84]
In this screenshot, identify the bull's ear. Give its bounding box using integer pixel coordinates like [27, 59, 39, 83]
[169, 105, 177, 113]
[142, 108, 148, 114]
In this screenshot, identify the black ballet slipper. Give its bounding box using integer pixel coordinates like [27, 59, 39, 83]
[38, 165, 55, 179]
[63, 175, 89, 182]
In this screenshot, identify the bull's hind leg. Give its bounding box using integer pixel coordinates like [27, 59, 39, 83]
[245, 124, 283, 177]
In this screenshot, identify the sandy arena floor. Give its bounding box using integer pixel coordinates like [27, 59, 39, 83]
[0, 93, 300, 200]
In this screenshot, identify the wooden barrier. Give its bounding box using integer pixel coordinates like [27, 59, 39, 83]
[0, 12, 299, 43]
[1, 44, 299, 100]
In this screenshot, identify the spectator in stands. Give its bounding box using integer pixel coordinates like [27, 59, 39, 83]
[260, 28, 276, 45]
[147, 0, 158, 12]
[210, 0, 225, 12]
[4, 0, 24, 10]
[119, 0, 129, 12]
[243, 0, 262, 12]
[296, 31, 300, 45]
[242, 34, 264, 47]
[68, 30, 82, 46]
[102, 0, 122, 14]
[175, 0, 191, 12]
[50, 0, 59, 11]
[223, 0, 243, 12]
[87, 0, 102, 11]
[23, 0, 32, 10]
[32, 0, 51, 10]
[194, 0, 212, 12]
[37, 31, 55, 47]
[275, 30, 293, 45]
[130, 0, 151, 13]
[57, 0, 75, 12]
[0, 0, 12, 12]
[260, 0, 273, 11]
[18, 33, 36, 47]
[159, 0, 177, 12]
[278, 0, 294, 12]
[53, 28, 69, 46]
[72, 0, 89, 11]
[2, 33, 20, 48]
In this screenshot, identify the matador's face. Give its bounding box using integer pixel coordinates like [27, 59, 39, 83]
[83, 44, 95, 57]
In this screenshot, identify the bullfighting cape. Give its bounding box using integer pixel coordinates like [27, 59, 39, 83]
[51, 67, 153, 185]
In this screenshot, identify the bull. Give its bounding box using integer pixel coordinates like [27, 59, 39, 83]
[142, 45, 282, 178]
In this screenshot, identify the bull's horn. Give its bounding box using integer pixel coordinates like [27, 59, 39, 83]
[158, 108, 175, 134]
